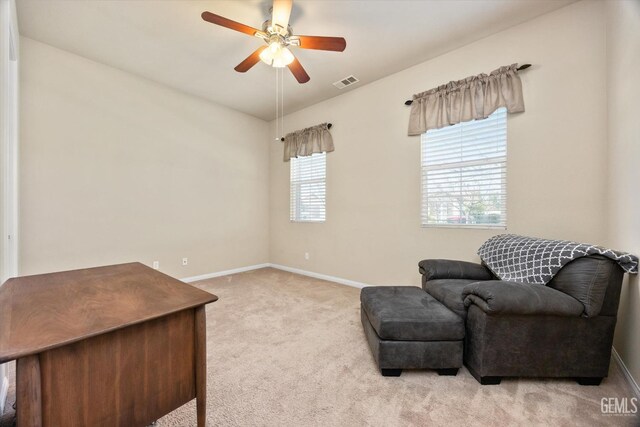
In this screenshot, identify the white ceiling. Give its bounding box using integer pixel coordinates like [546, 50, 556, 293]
[17, 0, 574, 121]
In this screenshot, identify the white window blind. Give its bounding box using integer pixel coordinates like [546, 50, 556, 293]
[421, 107, 507, 228]
[290, 153, 326, 222]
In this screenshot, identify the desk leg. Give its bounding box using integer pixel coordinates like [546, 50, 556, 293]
[195, 306, 207, 427]
[16, 355, 42, 427]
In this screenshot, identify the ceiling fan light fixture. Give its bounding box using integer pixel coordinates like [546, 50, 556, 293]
[259, 42, 294, 68]
[276, 46, 295, 67]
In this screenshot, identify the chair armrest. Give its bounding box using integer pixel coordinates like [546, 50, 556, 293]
[462, 280, 585, 316]
[418, 259, 494, 281]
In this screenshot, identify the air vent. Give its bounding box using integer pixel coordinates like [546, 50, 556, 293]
[333, 75, 359, 89]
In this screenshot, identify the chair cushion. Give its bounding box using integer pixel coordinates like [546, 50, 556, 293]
[423, 279, 477, 319]
[360, 286, 464, 341]
[548, 255, 619, 317]
[419, 259, 494, 281]
[462, 280, 585, 316]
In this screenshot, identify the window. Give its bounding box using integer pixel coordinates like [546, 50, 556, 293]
[290, 153, 326, 222]
[421, 108, 507, 228]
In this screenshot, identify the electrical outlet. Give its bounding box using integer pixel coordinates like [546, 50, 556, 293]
[152, 261, 159, 270]
[304, 252, 310, 260]
[182, 258, 188, 266]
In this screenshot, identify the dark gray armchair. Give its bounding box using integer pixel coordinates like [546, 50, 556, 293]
[419, 255, 624, 385]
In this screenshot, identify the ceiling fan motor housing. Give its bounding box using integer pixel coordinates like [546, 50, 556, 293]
[262, 20, 292, 39]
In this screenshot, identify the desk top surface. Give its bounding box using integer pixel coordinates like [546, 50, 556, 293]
[0, 262, 218, 363]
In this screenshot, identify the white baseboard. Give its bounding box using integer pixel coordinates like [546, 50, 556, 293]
[181, 262, 371, 289]
[612, 347, 640, 399]
[0, 373, 8, 415]
[269, 264, 370, 289]
[181, 263, 270, 283]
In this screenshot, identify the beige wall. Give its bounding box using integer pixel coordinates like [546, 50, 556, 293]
[269, 0, 608, 286]
[0, 2, 5, 410]
[19, 37, 269, 278]
[0, 2, 8, 285]
[1, 0, 19, 412]
[607, 0, 640, 389]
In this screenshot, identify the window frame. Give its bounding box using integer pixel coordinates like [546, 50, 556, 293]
[289, 152, 327, 223]
[420, 108, 507, 229]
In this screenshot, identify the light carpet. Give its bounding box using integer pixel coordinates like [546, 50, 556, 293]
[1, 267, 638, 426]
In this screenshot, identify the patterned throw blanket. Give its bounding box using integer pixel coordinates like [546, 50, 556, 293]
[477, 234, 639, 285]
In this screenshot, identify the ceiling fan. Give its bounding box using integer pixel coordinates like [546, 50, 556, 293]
[201, 0, 346, 84]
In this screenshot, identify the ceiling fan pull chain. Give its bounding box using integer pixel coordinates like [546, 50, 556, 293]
[275, 67, 279, 141]
[281, 67, 284, 140]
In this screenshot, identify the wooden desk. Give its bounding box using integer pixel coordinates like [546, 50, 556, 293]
[0, 262, 218, 427]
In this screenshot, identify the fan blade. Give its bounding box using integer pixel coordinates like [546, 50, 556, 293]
[234, 47, 267, 73]
[297, 35, 346, 52]
[201, 11, 261, 37]
[287, 57, 310, 84]
[271, 0, 293, 31]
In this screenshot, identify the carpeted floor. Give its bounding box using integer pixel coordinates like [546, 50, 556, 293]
[1, 267, 639, 426]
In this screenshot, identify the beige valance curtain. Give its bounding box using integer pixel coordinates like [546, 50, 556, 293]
[407, 64, 525, 136]
[283, 122, 334, 162]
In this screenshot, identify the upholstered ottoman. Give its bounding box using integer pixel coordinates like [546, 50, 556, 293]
[360, 286, 464, 376]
